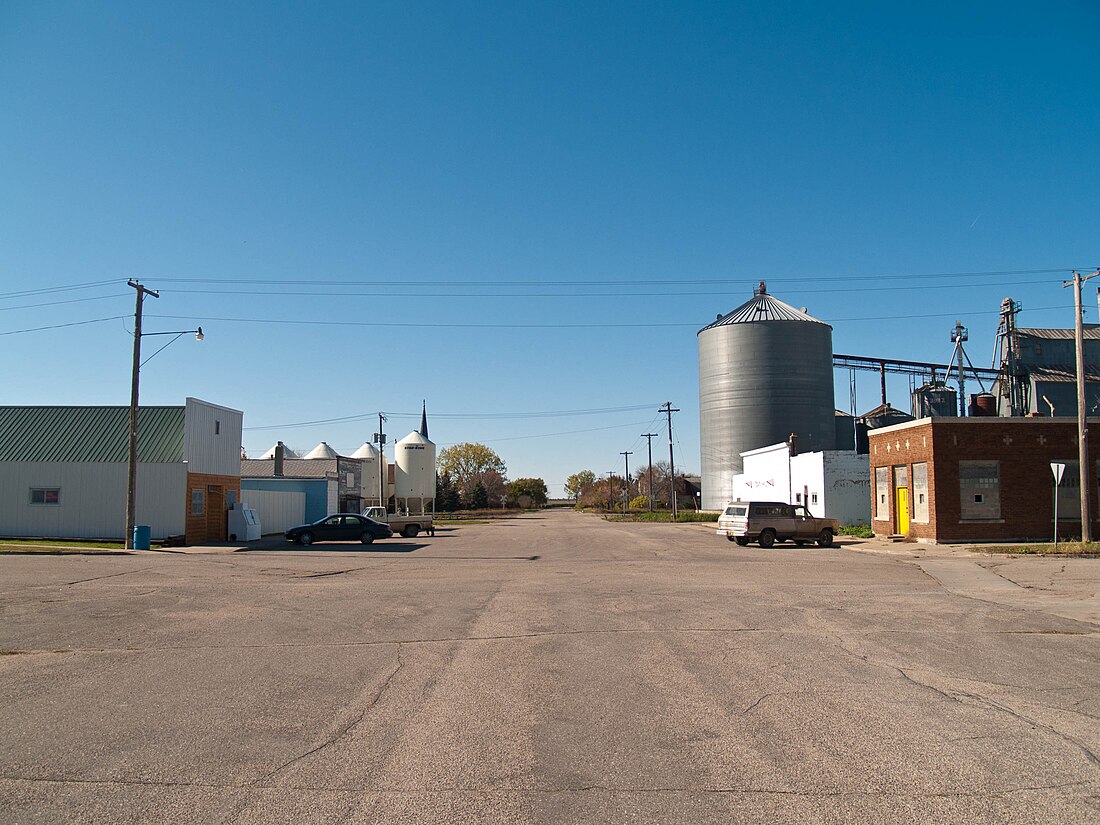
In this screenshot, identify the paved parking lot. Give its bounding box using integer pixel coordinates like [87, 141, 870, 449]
[2, 510, 1098, 823]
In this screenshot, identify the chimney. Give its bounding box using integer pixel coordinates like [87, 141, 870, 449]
[787, 432, 798, 457]
[274, 441, 285, 477]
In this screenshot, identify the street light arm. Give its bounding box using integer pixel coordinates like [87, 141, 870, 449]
[138, 328, 204, 368]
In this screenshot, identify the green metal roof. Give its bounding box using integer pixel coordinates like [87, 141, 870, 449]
[0, 406, 185, 463]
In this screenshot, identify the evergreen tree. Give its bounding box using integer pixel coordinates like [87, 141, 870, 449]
[436, 472, 461, 512]
[468, 481, 488, 510]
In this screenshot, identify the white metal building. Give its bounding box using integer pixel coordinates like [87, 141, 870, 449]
[726, 442, 870, 525]
[0, 397, 243, 542]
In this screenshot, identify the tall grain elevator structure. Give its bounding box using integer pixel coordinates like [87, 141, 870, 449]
[698, 283, 837, 510]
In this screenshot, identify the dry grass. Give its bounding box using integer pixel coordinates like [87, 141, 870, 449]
[979, 541, 1100, 556]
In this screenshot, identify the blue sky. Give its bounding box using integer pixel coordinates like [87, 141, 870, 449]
[1, 1, 1097, 495]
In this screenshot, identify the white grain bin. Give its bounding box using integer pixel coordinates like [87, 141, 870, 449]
[260, 442, 299, 459]
[698, 282, 836, 510]
[351, 441, 386, 505]
[304, 441, 339, 459]
[394, 430, 436, 513]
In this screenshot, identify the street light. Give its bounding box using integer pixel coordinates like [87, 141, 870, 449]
[125, 279, 203, 549]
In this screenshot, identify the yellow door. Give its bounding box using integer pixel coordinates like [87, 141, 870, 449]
[895, 487, 910, 534]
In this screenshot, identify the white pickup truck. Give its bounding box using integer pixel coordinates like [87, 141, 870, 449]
[362, 507, 434, 539]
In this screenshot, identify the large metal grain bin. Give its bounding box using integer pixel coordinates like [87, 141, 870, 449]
[698, 283, 836, 510]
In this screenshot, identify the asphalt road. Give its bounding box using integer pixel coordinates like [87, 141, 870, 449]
[2, 511, 1098, 824]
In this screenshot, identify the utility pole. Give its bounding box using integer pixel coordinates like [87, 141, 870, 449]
[620, 451, 632, 512]
[606, 472, 615, 511]
[1063, 270, 1100, 542]
[374, 413, 387, 512]
[641, 433, 658, 511]
[661, 402, 680, 518]
[126, 279, 159, 549]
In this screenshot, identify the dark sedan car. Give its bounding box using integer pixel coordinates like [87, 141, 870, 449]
[284, 514, 394, 545]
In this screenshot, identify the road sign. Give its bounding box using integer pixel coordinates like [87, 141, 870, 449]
[1051, 462, 1067, 547]
[1051, 462, 1066, 485]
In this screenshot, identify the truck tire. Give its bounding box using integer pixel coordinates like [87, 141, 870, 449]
[817, 528, 833, 547]
[402, 524, 419, 538]
[758, 529, 776, 548]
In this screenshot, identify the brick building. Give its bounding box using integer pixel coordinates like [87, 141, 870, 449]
[868, 417, 1095, 543]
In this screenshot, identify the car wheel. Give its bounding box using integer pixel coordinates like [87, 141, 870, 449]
[734, 537, 750, 546]
[298, 532, 313, 546]
[402, 524, 419, 538]
[360, 532, 375, 545]
[817, 528, 834, 547]
[758, 529, 776, 548]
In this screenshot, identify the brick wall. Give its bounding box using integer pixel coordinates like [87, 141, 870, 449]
[869, 418, 1095, 542]
[185, 472, 241, 545]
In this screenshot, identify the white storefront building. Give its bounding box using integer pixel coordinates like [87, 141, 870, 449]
[726, 442, 870, 526]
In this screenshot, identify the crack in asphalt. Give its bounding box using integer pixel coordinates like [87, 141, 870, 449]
[827, 632, 1100, 770]
[0, 627, 781, 657]
[61, 566, 161, 586]
[252, 643, 405, 787]
[297, 567, 369, 579]
[0, 774, 1092, 800]
[5, 624, 1097, 658]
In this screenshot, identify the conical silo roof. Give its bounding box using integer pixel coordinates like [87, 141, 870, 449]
[397, 430, 433, 447]
[260, 442, 299, 459]
[351, 442, 380, 459]
[699, 282, 828, 333]
[304, 441, 339, 459]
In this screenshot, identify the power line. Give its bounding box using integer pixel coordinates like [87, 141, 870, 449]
[147, 267, 1089, 288]
[244, 404, 663, 431]
[0, 279, 120, 300]
[1, 300, 1078, 338]
[144, 303, 1076, 331]
[0, 315, 129, 336]
[0, 293, 129, 312]
[156, 275, 1069, 299]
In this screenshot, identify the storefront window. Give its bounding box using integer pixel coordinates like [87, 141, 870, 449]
[912, 463, 929, 523]
[875, 467, 889, 520]
[959, 461, 1000, 521]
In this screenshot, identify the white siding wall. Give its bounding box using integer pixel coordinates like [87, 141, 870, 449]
[790, 451, 825, 516]
[731, 444, 792, 504]
[184, 398, 243, 477]
[243, 490, 306, 535]
[327, 481, 339, 515]
[0, 462, 186, 539]
[820, 451, 871, 525]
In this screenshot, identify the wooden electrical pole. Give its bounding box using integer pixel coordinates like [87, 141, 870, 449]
[1064, 269, 1100, 542]
[126, 279, 159, 549]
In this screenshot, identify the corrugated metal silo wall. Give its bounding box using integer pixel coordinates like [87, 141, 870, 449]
[699, 320, 836, 510]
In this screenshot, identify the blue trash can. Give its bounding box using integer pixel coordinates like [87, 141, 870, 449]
[132, 525, 151, 551]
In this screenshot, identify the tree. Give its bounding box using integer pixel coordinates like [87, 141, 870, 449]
[438, 443, 507, 503]
[508, 478, 548, 507]
[635, 460, 673, 507]
[435, 472, 461, 512]
[480, 469, 507, 508]
[468, 481, 488, 510]
[564, 470, 596, 501]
